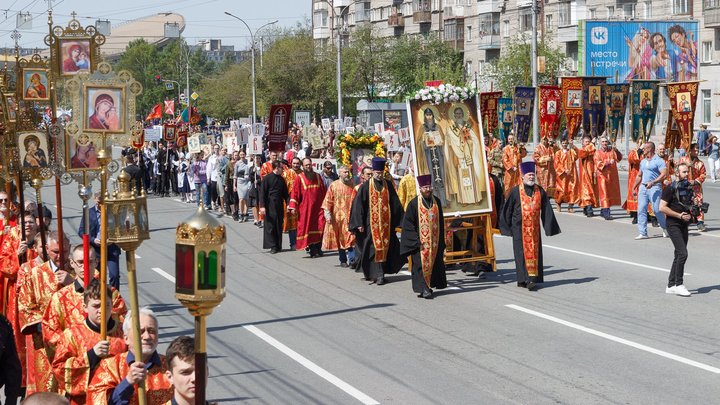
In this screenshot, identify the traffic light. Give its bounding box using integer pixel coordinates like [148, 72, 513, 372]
[155, 74, 162, 85]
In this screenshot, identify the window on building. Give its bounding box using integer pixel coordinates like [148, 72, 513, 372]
[559, 2, 571, 26]
[519, 8, 533, 32]
[588, 8, 596, 18]
[445, 21, 457, 40]
[643, 1, 652, 18]
[314, 10, 328, 27]
[623, 3, 635, 17]
[503, 20, 510, 37]
[467, 25, 473, 41]
[432, 0, 441, 11]
[545, 14, 553, 29]
[703, 41, 713, 63]
[607, 6, 615, 18]
[413, 0, 431, 12]
[702, 89, 712, 123]
[673, 0, 689, 14]
[479, 13, 500, 36]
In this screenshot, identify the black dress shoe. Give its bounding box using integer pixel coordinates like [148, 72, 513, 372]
[340, 262, 349, 268]
[631, 217, 638, 224]
[376, 277, 386, 285]
[517, 282, 527, 288]
[526, 281, 537, 291]
[421, 289, 433, 299]
[270, 248, 278, 254]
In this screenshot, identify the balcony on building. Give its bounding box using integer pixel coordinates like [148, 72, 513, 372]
[705, 0, 720, 27]
[556, 1, 578, 43]
[444, 20, 465, 51]
[388, 13, 404, 28]
[478, 12, 500, 49]
[478, 34, 500, 49]
[477, 0, 502, 15]
[413, 0, 432, 24]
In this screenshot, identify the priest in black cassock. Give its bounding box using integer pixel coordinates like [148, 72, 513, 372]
[349, 157, 406, 285]
[259, 160, 289, 254]
[400, 174, 447, 299]
[500, 161, 561, 290]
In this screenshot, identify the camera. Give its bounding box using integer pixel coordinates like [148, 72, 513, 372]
[675, 179, 710, 223]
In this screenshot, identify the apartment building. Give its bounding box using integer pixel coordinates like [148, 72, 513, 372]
[312, 0, 720, 128]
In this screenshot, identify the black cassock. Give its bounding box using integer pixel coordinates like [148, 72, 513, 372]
[400, 195, 447, 293]
[349, 178, 406, 281]
[499, 183, 561, 285]
[259, 172, 289, 250]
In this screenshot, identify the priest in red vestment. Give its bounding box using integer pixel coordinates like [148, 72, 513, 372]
[18, 231, 74, 394]
[501, 135, 527, 198]
[87, 308, 172, 405]
[321, 165, 357, 267]
[259, 151, 278, 180]
[500, 162, 561, 291]
[282, 158, 302, 250]
[553, 137, 579, 212]
[577, 136, 598, 217]
[399, 174, 447, 299]
[52, 280, 126, 405]
[533, 136, 557, 197]
[288, 158, 327, 257]
[594, 136, 622, 220]
[623, 145, 643, 224]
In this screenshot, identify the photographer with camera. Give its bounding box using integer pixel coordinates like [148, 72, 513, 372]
[659, 162, 696, 297]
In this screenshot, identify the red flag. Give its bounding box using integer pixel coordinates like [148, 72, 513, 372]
[145, 104, 162, 121]
[164, 100, 175, 116]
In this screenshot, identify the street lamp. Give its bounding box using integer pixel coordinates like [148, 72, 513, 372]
[224, 12, 277, 125]
[175, 203, 226, 405]
[105, 168, 150, 405]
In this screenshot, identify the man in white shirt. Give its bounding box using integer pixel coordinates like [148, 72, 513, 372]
[206, 144, 220, 210]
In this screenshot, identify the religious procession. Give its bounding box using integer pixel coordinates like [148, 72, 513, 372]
[0, 5, 718, 405]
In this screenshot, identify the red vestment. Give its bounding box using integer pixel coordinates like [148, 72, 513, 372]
[18, 260, 71, 394]
[533, 143, 557, 196]
[53, 321, 126, 405]
[321, 180, 357, 251]
[282, 168, 299, 232]
[260, 161, 273, 180]
[594, 148, 622, 208]
[623, 148, 642, 213]
[43, 281, 127, 367]
[553, 147, 579, 205]
[678, 156, 707, 221]
[577, 143, 598, 207]
[87, 352, 173, 405]
[502, 144, 526, 198]
[288, 172, 327, 250]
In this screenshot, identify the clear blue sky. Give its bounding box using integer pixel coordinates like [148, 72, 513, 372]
[0, 0, 309, 50]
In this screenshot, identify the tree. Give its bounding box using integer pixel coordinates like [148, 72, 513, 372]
[114, 39, 164, 116]
[383, 33, 464, 98]
[341, 25, 388, 102]
[488, 33, 566, 96]
[195, 61, 253, 119]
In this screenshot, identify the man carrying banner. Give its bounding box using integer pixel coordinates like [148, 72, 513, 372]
[594, 136, 622, 220]
[577, 135, 598, 217]
[350, 158, 405, 285]
[500, 162, 561, 291]
[553, 136, 579, 212]
[321, 165, 357, 268]
[288, 158, 327, 258]
[400, 174, 447, 299]
[533, 136, 557, 197]
[502, 134, 527, 198]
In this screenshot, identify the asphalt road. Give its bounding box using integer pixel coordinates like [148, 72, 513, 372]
[31, 164, 720, 405]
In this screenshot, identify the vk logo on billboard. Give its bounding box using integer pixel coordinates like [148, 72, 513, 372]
[591, 27, 608, 45]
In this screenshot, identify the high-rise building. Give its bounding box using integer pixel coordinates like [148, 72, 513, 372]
[312, 0, 720, 128]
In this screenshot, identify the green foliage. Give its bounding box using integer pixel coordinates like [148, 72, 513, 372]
[195, 61, 253, 120]
[341, 25, 388, 102]
[488, 33, 566, 96]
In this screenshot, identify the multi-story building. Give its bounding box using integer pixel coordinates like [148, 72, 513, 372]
[312, 0, 720, 128]
[190, 39, 251, 64]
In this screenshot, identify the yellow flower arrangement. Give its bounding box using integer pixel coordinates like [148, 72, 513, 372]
[335, 130, 386, 167]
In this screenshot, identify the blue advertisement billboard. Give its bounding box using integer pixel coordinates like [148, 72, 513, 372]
[582, 20, 699, 84]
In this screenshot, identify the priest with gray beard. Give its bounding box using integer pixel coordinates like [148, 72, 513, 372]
[500, 161, 561, 291]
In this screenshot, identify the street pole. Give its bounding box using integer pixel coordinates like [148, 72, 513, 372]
[224, 12, 277, 126]
[337, 33, 342, 119]
[531, 0, 539, 145]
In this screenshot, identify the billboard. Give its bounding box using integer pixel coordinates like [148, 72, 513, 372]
[581, 20, 699, 84]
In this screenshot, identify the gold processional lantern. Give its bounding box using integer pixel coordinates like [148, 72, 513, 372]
[175, 203, 226, 404]
[106, 168, 149, 248]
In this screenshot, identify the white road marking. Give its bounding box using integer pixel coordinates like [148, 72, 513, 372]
[542, 244, 692, 275]
[150, 266, 378, 403]
[243, 325, 380, 405]
[506, 304, 720, 374]
[399, 270, 411, 276]
[150, 267, 176, 283]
